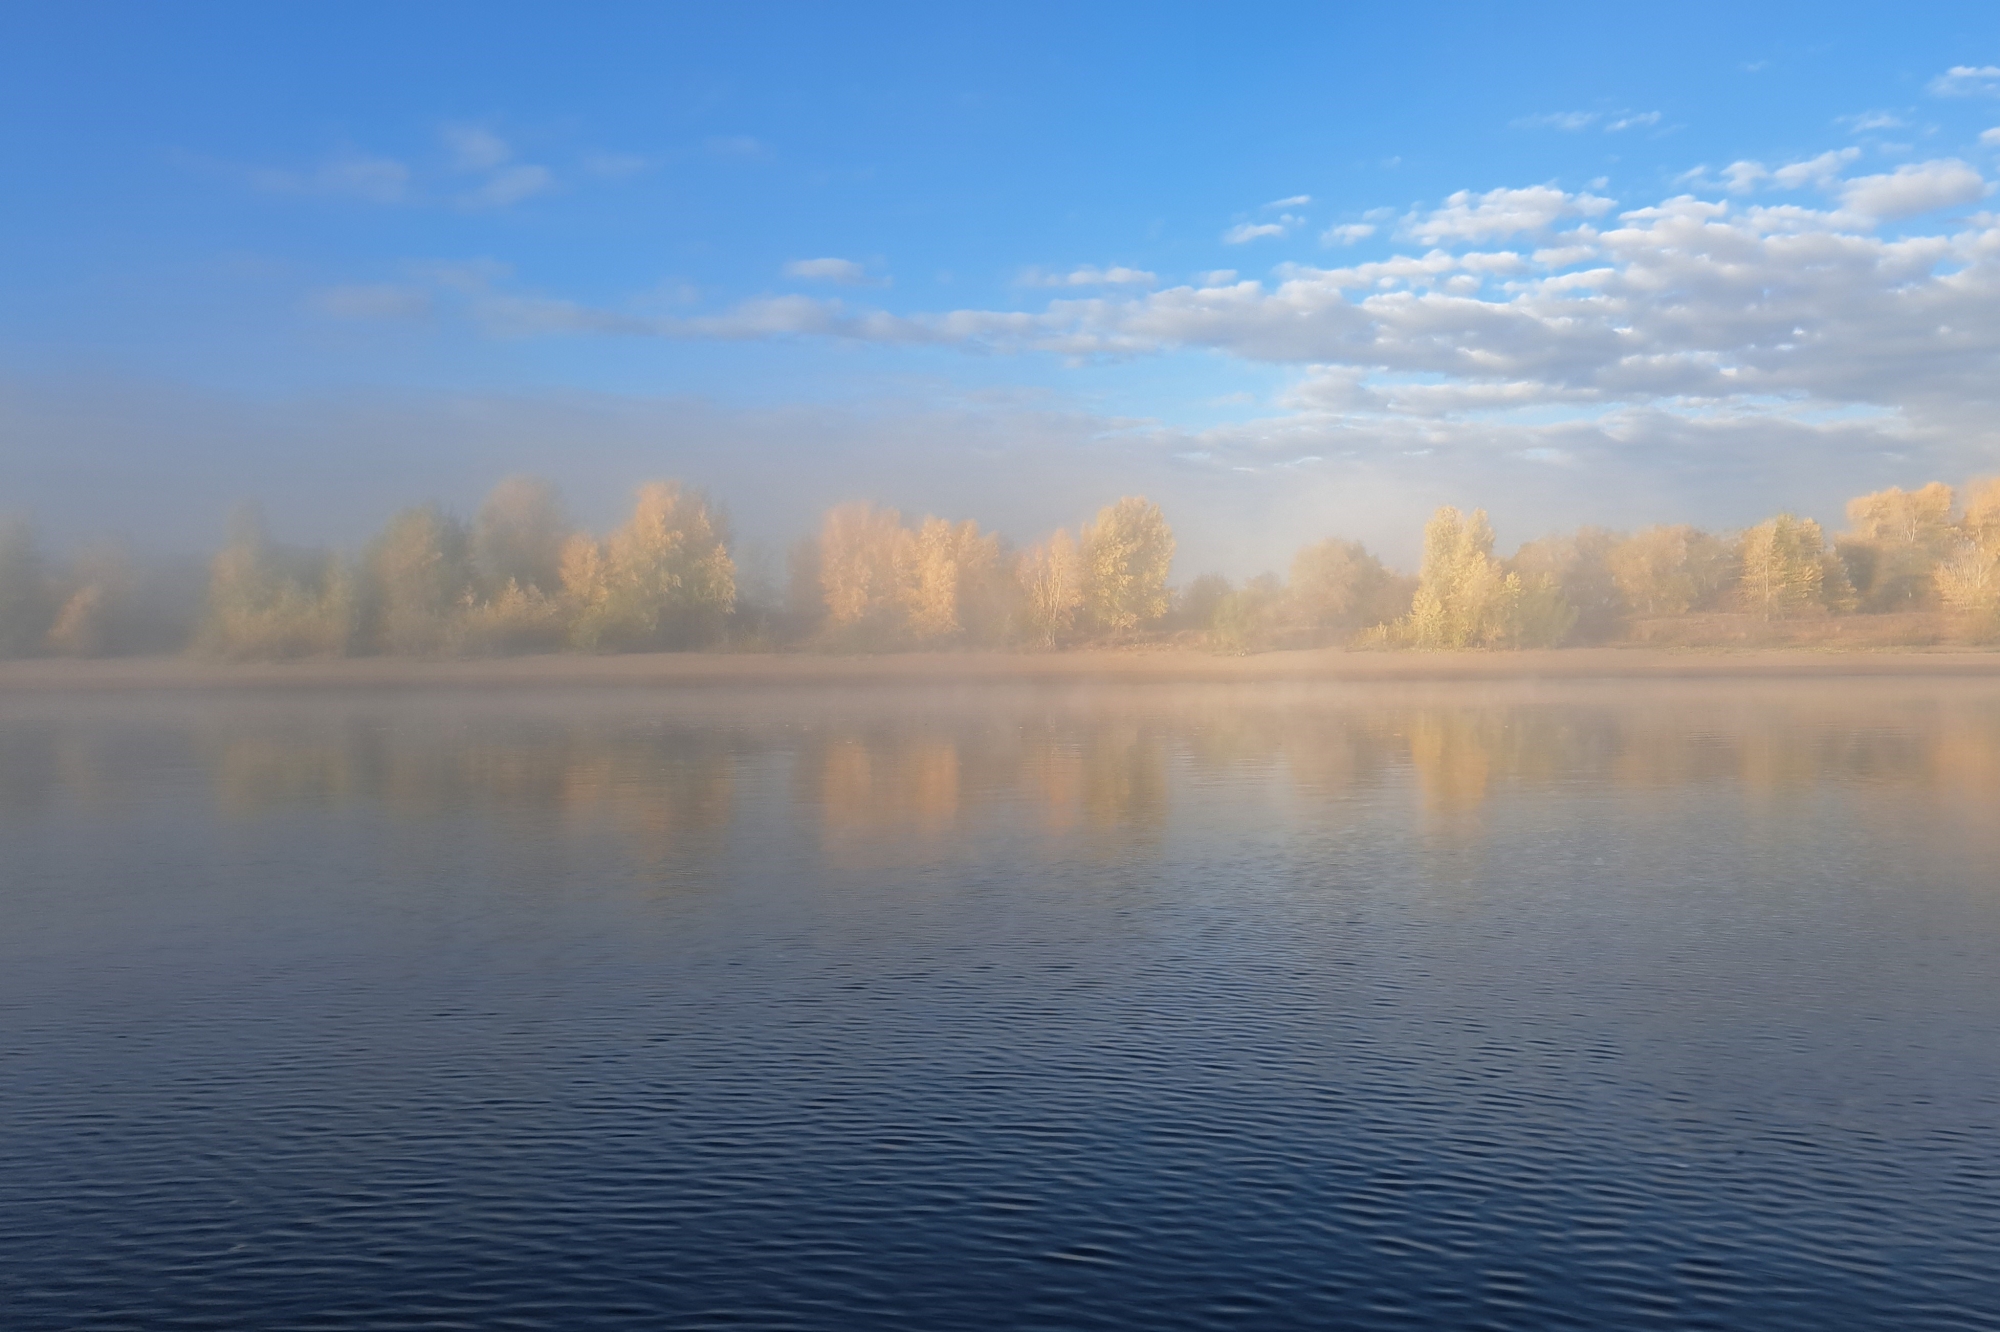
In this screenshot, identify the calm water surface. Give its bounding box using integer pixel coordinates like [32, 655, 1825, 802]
[3, 680, 1998, 1330]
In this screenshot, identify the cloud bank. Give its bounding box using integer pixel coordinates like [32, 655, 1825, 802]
[265, 129, 2000, 561]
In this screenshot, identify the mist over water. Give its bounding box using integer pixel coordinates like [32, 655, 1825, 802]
[4, 681, 1999, 1329]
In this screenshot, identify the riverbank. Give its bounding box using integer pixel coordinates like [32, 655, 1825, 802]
[2, 646, 2000, 692]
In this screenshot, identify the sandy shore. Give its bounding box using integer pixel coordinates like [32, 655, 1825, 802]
[1, 646, 1998, 692]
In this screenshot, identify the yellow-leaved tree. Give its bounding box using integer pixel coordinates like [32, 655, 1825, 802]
[1288, 538, 1413, 640]
[562, 482, 736, 650]
[1018, 528, 1085, 647]
[1936, 478, 2000, 623]
[1738, 514, 1831, 619]
[1839, 483, 1955, 610]
[454, 476, 568, 654]
[1081, 497, 1174, 635]
[198, 508, 354, 659]
[364, 504, 473, 654]
[816, 502, 905, 643]
[896, 516, 1004, 644]
[1397, 506, 1565, 648]
[1607, 524, 1736, 617]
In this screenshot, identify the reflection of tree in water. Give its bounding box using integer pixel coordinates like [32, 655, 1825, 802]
[794, 716, 1172, 853]
[203, 718, 737, 857]
[1075, 721, 1170, 833]
[1403, 710, 1498, 816]
[812, 732, 963, 834]
[8, 688, 2000, 865]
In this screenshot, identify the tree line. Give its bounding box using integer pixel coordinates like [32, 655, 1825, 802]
[1, 474, 1998, 658]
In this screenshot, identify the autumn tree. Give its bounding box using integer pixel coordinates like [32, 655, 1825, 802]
[1397, 506, 1565, 648]
[1289, 538, 1412, 639]
[816, 502, 906, 642]
[1210, 573, 1285, 653]
[472, 475, 567, 597]
[1019, 528, 1085, 647]
[43, 544, 143, 657]
[1738, 514, 1830, 619]
[1936, 477, 2000, 620]
[1607, 525, 1735, 617]
[562, 482, 736, 650]
[1963, 477, 2000, 552]
[1171, 572, 1232, 634]
[1081, 496, 1174, 634]
[198, 507, 354, 659]
[1839, 483, 1955, 610]
[364, 504, 474, 654]
[896, 516, 1005, 644]
[1509, 528, 1624, 642]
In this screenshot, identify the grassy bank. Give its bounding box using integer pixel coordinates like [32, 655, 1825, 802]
[3, 645, 2000, 693]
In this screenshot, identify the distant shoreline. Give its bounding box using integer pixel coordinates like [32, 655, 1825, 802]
[4, 646, 2000, 692]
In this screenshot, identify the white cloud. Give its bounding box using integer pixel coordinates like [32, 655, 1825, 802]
[1511, 110, 1659, 133]
[1604, 111, 1662, 132]
[1838, 110, 1908, 132]
[1264, 194, 1312, 209]
[784, 257, 875, 285]
[1404, 186, 1613, 244]
[1223, 221, 1291, 244]
[376, 147, 2000, 518]
[1321, 223, 1376, 246]
[1513, 111, 1596, 131]
[1839, 159, 1987, 218]
[1721, 161, 1769, 193]
[1928, 66, 2000, 97]
[462, 164, 554, 209]
[1772, 148, 1862, 188]
[1718, 148, 1862, 195]
[434, 126, 556, 208]
[1982, 128, 2000, 147]
[443, 125, 512, 171]
[1020, 265, 1156, 287]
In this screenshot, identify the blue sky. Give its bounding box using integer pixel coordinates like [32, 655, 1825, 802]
[5, 2, 2000, 572]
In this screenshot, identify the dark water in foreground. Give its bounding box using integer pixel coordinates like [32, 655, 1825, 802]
[3, 679, 1998, 1330]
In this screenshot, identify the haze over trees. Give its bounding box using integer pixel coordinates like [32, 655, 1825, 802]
[4, 473, 2000, 659]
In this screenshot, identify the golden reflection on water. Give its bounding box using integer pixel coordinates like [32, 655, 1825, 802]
[5, 682, 2000, 856]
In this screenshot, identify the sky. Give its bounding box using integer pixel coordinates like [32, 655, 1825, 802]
[5, 1, 2000, 575]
